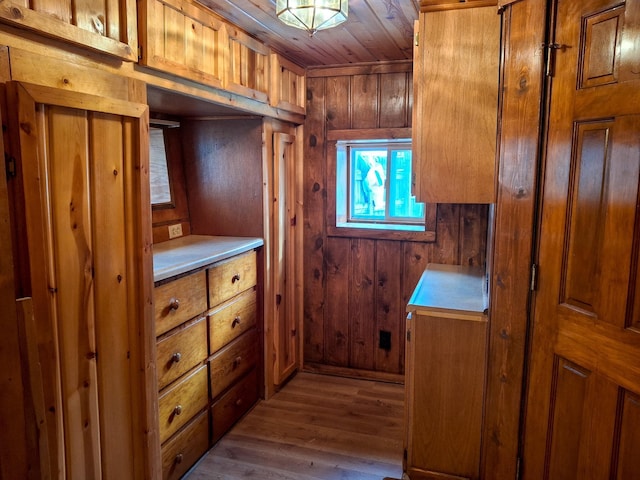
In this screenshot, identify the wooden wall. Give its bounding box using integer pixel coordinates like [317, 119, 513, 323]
[303, 62, 489, 379]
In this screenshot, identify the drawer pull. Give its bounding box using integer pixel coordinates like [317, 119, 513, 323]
[231, 273, 241, 283]
[232, 316, 241, 328]
[168, 298, 180, 311]
[233, 356, 243, 368]
[174, 453, 184, 465]
[171, 352, 182, 364]
[173, 404, 183, 416]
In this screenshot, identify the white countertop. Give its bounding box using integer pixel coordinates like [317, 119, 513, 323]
[407, 263, 488, 317]
[153, 235, 263, 283]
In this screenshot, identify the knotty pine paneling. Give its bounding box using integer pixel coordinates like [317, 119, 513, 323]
[304, 64, 489, 376]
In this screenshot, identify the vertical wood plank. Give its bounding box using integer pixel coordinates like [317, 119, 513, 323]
[459, 204, 489, 267]
[325, 237, 351, 366]
[163, 3, 183, 63]
[74, 0, 107, 36]
[303, 77, 326, 364]
[31, 0, 72, 24]
[11, 82, 66, 479]
[481, 1, 545, 478]
[326, 76, 350, 130]
[352, 74, 379, 129]
[375, 240, 403, 374]
[433, 204, 460, 264]
[0, 86, 29, 480]
[89, 113, 134, 478]
[185, 16, 204, 72]
[350, 238, 376, 370]
[48, 106, 101, 479]
[379, 72, 409, 128]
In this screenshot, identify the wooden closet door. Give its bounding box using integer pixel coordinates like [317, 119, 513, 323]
[523, 0, 640, 478]
[12, 82, 154, 480]
[272, 131, 300, 386]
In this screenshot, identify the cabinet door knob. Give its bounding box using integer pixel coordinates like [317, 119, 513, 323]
[171, 352, 182, 363]
[173, 404, 183, 416]
[174, 453, 183, 464]
[168, 298, 180, 311]
[233, 356, 242, 368]
[232, 316, 241, 328]
[232, 273, 241, 283]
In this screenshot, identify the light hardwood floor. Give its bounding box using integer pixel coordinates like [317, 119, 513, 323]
[187, 372, 405, 480]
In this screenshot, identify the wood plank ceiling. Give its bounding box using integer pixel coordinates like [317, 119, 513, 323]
[194, 0, 420, 67]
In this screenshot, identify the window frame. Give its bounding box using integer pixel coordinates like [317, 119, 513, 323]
[327, 128, 436, 242]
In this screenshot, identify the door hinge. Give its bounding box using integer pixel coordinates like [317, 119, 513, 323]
[414, 31, 419, 47]
[530, 263, 538, 292]
[137, 45, 143, 60]
[5, 153, 16, 178]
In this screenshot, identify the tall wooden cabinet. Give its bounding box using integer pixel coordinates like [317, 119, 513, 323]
[413, 2, 500, 203]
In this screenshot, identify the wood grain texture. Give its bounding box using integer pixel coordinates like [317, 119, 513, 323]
[189, 372, 404, 480]
[155, 271, 208, 337]
[208, 251, 257, 307]
[480, 1, 544, 478]
[182, 118, 265, 239]
[0, 0, 137, 60]
[414, 6, 500, 203]
[208, 289, 257, 354]
[194, 0, 419, 67]
[406, 313, 488, 479]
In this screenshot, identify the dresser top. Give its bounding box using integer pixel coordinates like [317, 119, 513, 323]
[153, 235, 263, 283]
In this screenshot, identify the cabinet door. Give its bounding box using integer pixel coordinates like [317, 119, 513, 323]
[414, 6, 500, 203]
[12, 81, 155, 479]
[0, 0, 137, 61]
[271, 130, 302, 387]
[138, 0, 226, 89]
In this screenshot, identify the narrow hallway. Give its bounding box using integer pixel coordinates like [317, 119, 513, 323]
[187, 372, 404, 479]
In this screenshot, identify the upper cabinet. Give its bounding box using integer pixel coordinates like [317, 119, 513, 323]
[0, 0, 137, 61]
[138, 0, 305, 116]
[413, 3, 500, 203]
[138, 0, 226, 89]
[270, 53, 306, 115]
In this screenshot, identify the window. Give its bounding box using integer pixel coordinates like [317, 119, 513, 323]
[336, 139, 425, 231]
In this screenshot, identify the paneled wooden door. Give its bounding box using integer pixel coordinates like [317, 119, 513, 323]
[522, 0, 640, 478]
[10, 82, 155, 479]
[272, 131, 302, 386]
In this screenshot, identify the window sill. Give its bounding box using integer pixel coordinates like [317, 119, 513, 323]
[327, 224, 436, 242]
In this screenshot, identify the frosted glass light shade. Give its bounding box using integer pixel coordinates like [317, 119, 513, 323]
[276, 0, 348, 35]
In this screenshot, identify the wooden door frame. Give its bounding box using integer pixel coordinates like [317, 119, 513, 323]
[482, 0, 547, 478]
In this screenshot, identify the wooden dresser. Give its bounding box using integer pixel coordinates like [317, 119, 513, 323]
[153, 235, 263, 480]
[404, 264, 488, 480]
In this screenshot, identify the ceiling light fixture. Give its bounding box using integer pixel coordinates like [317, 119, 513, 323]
[276, 0, 348, 37]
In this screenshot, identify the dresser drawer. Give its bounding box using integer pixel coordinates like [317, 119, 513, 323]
[159, 364, 208, 444]
[208, 251, 257, 306]
[157, 318, 207, 390]
[208, 289, 257, 354]
[211, 367, 258, 443]
[161, 410, 209, 480]
[155, 271, 207, 337]
[209, 328, 259, 399]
